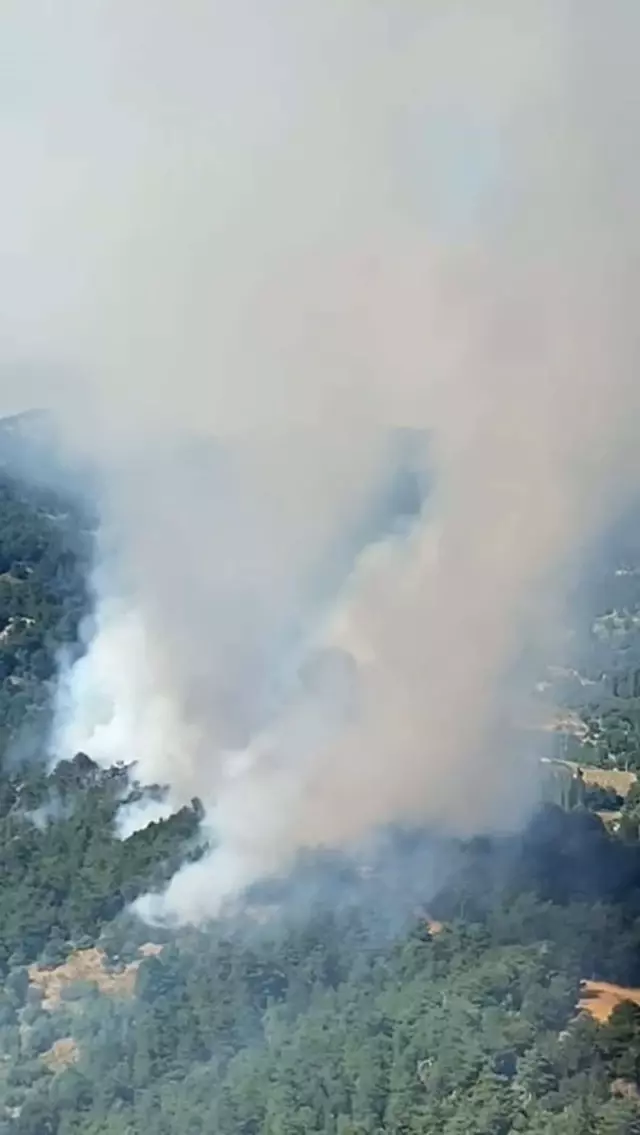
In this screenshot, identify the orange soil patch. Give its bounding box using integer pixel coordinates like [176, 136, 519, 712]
[579, 980, 640, 1023]
[41, 1036, 79, 1072]
[28, 943, 163, 1010]
[548, 760, 637, 797]
[576, 765, 636, 796]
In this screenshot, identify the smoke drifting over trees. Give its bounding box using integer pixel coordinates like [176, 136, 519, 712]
[3, 1, 640, 921]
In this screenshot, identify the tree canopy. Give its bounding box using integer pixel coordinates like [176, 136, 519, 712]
[0, 450, 640, 1131]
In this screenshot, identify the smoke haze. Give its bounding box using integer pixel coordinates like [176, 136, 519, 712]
[2, 1, 640, 921]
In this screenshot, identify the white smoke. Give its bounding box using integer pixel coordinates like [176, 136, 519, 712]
[52, 596, 194, 796]
[3, 1, 640, 921]
[115, 796, 176, 841]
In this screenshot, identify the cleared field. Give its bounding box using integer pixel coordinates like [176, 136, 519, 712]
[567, 762, 636, 796]
[579, 979, 640, 1022]
[28, 943, 162, 1010]
[41, 1036, 79, 1072]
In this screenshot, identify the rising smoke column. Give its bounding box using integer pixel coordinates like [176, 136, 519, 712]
[3, 1, 640, 921]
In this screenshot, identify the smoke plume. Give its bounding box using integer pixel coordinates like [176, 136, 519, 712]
[3, 1, 640, 921]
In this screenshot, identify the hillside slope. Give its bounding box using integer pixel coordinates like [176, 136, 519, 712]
[0, 433, 640, 1131]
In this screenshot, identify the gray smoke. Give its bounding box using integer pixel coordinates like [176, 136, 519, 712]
[2, 1, 640, 921]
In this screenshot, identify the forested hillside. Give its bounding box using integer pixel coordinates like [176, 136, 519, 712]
[7, 809, 640, 1134]
[0, 438, 92, 755]
[3, 446, 640, 1131]
[540, 507, 640, 776]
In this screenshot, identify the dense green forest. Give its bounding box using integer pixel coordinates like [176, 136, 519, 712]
[4, 427, 640, 1131]
[7, 800, 640, 1133]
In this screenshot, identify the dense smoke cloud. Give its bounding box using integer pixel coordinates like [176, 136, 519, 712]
[3, 1, 640, 921]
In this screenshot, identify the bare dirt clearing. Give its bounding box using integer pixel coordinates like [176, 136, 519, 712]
[41, 1036, 80, 1072]
[572, 764, 637, 796]
[28, 943, 163, 1010]
[579, 980, 640, 1022]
